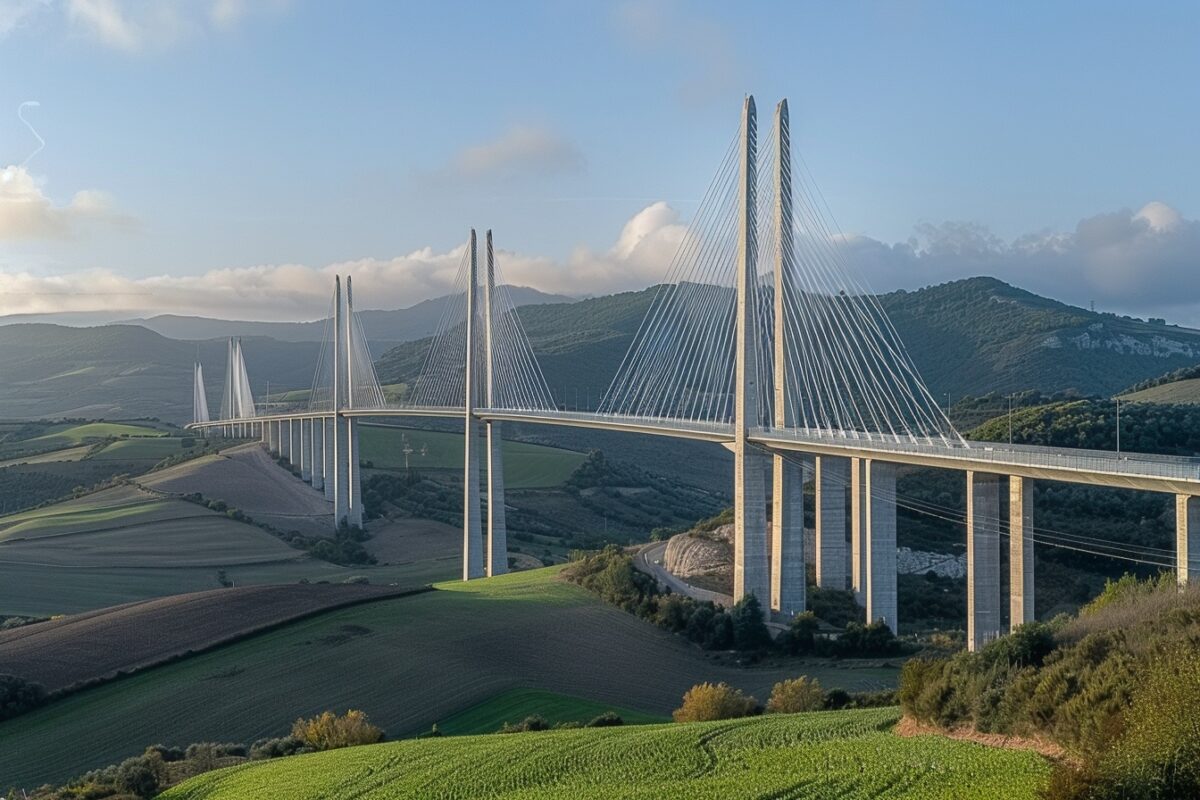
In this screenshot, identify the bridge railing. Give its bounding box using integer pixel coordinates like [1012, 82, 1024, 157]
[757, 426, 1200, 483]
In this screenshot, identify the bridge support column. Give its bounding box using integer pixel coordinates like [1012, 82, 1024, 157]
[288, 419, 299, 467]
[486, 421, 507, 577]
[851, 457, 867, 604]
[462, 230, 484, 579]
[323, 418, 335, 501]
[968, 471, 1002, 651]
[1009, 476, 1035, 629]
[310, 419, 324, 491]
[346, 419, 362, 527]
[300, 420, 313, 481]
[265, 420, 275, 453]
[1177, 494, 1199, 586]
[731, 97, 768, 609]
[333, 416, 349, 526]
[771, 455, 805, 615]
[814, 456, 848, 592]
[865, 460, 898, 630]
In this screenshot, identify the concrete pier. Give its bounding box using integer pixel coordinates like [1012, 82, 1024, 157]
[771, 455, 805, 615]
[1009, 476, 1034, 629]
[486, 421, 508, 577]
[968, 471, 1002, 651]
[347, 418, 362, 528]
[323, 418, 335, 501]
[310, 419, 324, 491]
[814, 455, 848, 592]
[300, 420, 313, 481]
[288, 419, 299, 467]
[1177, 494, 1199, 586]
[461, 230, 484, 579]
[850, 457, 866, 603]
[864, 459, 897, 629]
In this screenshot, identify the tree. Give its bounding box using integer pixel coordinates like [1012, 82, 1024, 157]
[673, 682, 759, 723]
[0, 673, 47, 721]
[731, 594, 772, 652]
[766, 677, 826, 714]
[777, 611, 820, 655]
[291, 709, 384, 751]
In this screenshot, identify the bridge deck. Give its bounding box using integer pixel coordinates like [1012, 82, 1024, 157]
[190, 408, 1200, 495]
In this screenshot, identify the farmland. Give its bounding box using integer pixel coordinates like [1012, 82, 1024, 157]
[161, 708, 1049, 799]
[0, 484, 456, 617]
[0, 583, 424, 694]
[359, 423, 586, 488]
[0, 568, 897, 787]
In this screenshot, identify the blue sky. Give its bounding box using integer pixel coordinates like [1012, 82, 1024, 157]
[0, 0, 1197, 322]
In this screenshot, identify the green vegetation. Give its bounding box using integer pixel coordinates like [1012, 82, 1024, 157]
[566, 546, 903, 657]
[968, 397, 1200, 455]
[434, 688, 664, 735]
[672, 682, 759, 722]
[291, 709, 383, 751]
[29, 422, 167, 446]
[0, 568, 895, 788]
[0, 673, 48, 721]
[1122, 363, 1200, 395]
[899, 574, 1200, 799]
[158, 708, 1050, 799]
[359, 423, 585, 488]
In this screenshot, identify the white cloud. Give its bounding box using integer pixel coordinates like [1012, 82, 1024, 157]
[0, 0, 51, 36]
[62, 0, 285, 51]
[0, 165, 131, 239]
[451, 126, 585, 182]
[4, 200, 1198, 326]
[0, 201, 687, 319]
[839, 201, 1200, 320]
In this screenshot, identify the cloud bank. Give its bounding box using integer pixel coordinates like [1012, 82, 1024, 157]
[0, 165, 130, 239]
[1, 200, 1197, 325]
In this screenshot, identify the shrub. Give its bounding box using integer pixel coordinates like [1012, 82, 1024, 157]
[0, 673, 48, 721]
[673, 682, 759, 723]
[776, 611, 820, 655]
[291, 709, 384, 751]
[249, 735, 308, 760]
[834, 620, 902, 657]
[499, 715, 551, 733]
[586, 712, 624, 727]
[766, 677, 825, 714]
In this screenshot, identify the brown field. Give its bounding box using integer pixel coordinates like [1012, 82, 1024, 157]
[0, 583, 425, 694]
[362, 517, 459, 564]
[140, 443, 333, 536]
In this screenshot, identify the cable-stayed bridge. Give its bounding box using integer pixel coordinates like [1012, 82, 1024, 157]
[188, 96, 1200, 652]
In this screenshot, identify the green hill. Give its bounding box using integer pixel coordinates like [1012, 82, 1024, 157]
[159, 707, 1048, 800]
[377, 278, 1200, 410]
[0, 568, 897, 787]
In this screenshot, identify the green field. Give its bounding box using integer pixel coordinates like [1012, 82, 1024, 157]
[29, 421, 167, 447]
[435, 688, 666, 735]
[1120, 376, 1200, 404]
[0, 568, 896, 787]
[359, 424, 586, 488]
[161, 708, 1049, 799]
[90, 436, 197, 461]
[0, 486, 457, 617]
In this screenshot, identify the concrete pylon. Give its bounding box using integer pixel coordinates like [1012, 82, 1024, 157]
[864, 459, 898, 629]
[1177, 494, 1199, 587]
[769, 99, 804, 617]
[462, 230, 484, 580]
[815, 456, 849, 592]
[484, 230, 508, 577]
[310, 418, 324, 491]
[850, 457, 866, 603]
[732, 96, 769, 607]
[345, 277, 363, 529]
[288, 419, 299, 468]
[265, 419, 276, 453]
[332, 277, 350, 527]
[1009, 476, 1034, 629]
[967, 471, 1002, 651]
[323, 417, 335, 501]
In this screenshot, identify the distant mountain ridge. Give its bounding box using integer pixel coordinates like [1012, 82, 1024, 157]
[115, 286, 574, 345]
[2, 277, 1198, 423]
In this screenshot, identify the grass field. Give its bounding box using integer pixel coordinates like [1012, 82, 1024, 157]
[0, 568, 897, 787]
[359, 424, 586, 488]
[160, 708, 1049, 799]
[29, 421, 167, 447]
[90, 436, 196, 461]
[1121, 376, 1200, 404]
[0, 484, 457, 617]
[435, 688, 666, 735]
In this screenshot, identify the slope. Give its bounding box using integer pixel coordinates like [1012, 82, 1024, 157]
[0, 568, 898, 787]
[159, 708, 1049, 800]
